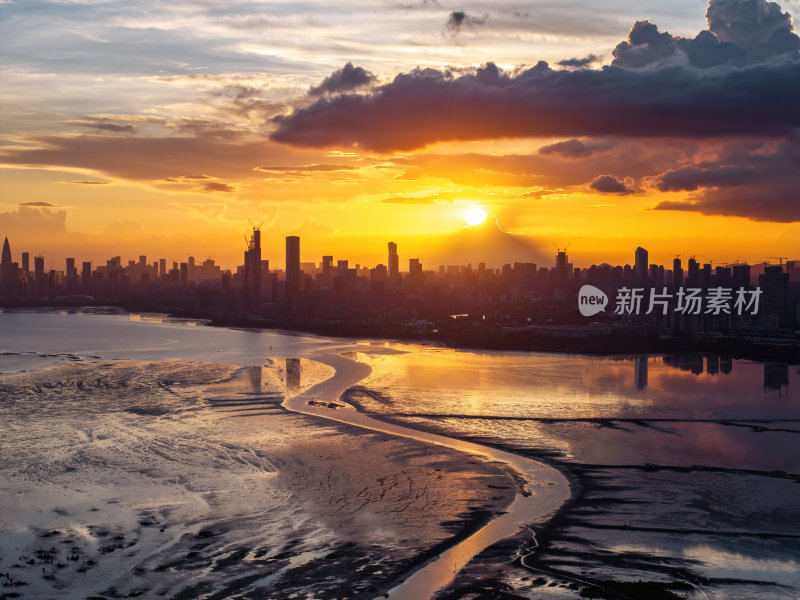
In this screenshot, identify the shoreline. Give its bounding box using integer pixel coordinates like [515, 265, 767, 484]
[3, 303, 798, 364]
[283, 349, 571, 600]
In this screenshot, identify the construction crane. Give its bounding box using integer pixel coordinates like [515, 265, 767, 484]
[768, 256, 788, 266]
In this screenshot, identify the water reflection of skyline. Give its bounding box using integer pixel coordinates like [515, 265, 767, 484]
[643, 354, 790, 394]
[286, 358, 301, 392]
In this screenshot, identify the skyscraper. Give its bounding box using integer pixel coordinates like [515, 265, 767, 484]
[673, 257, 683, 288]
[66, 257, 77, 293]
[388, 242, 398, 281]
[285, 235, 301, 295]
[555, 249, 569, 284]
[1, 237, 15, 300]
[82, 261, 92, 294]
[635, 247, 648, 284]
[34, 255, 46, 299]
[244, 227, 261, 310]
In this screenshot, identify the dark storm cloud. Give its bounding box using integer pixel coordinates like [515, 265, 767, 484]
[590, 175, 634, 194]
[612, 0, 799, 68]
[611, 20, 681, 68]
[557, 54, 600, 68]
[271, 58, 800, 151]
[309, 62, 376, 96]
[706, 0, 800, 60]
[653, 136, 800, 221]
[656, 165, 760, 191]
[445, 10, 487, 35]
[272, 0, 800, 153]
[653, 183, 800, 222]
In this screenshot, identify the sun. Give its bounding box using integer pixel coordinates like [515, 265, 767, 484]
[464, 207, 487, 226]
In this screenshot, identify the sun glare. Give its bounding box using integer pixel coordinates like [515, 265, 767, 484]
[464, 207, 487, 226]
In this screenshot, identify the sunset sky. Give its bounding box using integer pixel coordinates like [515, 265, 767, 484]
[1, 0, 799, 270]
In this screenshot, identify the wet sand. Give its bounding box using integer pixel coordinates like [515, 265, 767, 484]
[284, 349, 571, 599]
[0, 358, 519, 600]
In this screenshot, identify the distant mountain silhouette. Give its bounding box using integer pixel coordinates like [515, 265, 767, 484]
[419, 217, 550, 269]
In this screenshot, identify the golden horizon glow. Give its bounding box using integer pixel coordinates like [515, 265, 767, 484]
[0, 1, 798, 270]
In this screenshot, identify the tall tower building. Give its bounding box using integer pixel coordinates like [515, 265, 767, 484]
[635, 247, 649, 284]
[34, 255, 46, 299]
[673, 257, 683, 288]
[82, 261, 92, 294]
[1, 237, 14, 300]
[555, 249, 569, 278]
[285, 235, 301, 295]
[66, 257, 77, 293]
[321, 255, 333, 287]
[244, 227, 262, 310]
[388, 242, 399, 281]
[687, 257, 699, 287]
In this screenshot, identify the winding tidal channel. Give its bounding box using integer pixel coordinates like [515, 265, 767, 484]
[284, 349, 571, 600]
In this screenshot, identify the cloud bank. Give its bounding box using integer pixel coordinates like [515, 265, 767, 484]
[270, 0, 800, 222]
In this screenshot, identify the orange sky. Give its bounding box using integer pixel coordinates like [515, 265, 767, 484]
[1, 0, 798, 271]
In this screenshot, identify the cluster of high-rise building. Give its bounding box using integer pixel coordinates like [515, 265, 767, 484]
[1, 232, 798, 333]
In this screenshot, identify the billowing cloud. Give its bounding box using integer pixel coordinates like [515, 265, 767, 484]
[272, 52, 800, 153]
[706, 0, 800, 60]
[268, 0, 800, 223]
[309, 62, 376, 96]
[611, 20, 682, 68]
[590, 175, 634, 194]
[612, 0, 800, 69]
[0, 205, 67, 234]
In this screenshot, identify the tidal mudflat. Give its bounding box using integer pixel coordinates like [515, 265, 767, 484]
[2, 310, 798, 600]
[0, 358, 515, 600]
[346, 347, 800, 599]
